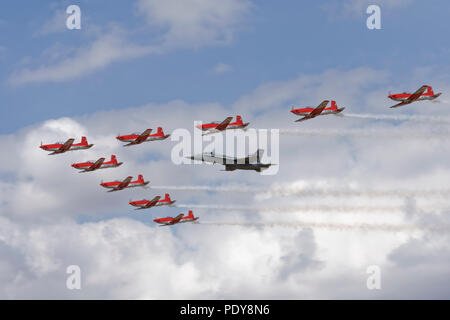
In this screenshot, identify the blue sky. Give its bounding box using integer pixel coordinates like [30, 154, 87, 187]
[2, 0, 450, 299]
[1, 0, 449, 133]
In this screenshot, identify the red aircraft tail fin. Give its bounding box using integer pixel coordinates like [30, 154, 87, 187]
[425, 86, 435, 96]
[329, 100, 338, 110]
[80, 136, 88, 145]
[111, 155, 117, 164]
[164, 193, 171, 201]
[187, 210, 194, 218]
[157, 127, 164, 136]
[235, 115, 243, 125]
[137, 174, 144, 183]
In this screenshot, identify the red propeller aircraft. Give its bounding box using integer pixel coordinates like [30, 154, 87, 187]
[40, 136, 93, 155]
[116, 127, 170, 146]
[153, 210, 199, 226]
[71, 155, 123, 173]
[388, 85, 442, 108]
[100, 174, 149, 192]
[291, 100, 344, 122]
[129, 193, 176, 210]
[196, 115, 249, 135]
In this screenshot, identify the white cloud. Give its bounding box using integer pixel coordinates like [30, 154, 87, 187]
[232, 67, 390, 113]
[10, 0, 251, 85]
[35, 9, 67, 36]
[136, 0, 251, 49]
[211, 62, 234, 75]
[1, 67, 450, 298]
[9, 30, 152, 85]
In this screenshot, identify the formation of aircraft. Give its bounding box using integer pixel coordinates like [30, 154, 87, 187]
[129, 193, 176, 210]
[291, 100, 345, 122]
[388, 85, 442, 108]
[71, 155, 123, 172]
[100, 174, 149, 192]
[188, 149, 274, 172]
[40, 136, 93, 155]
[196, 115, 249, 135]
[153, 210, 199, 226]
[39, 85, 443, 226]
[116, 127, 170, 146]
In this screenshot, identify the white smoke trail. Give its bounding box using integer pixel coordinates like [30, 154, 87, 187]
[279, 128, 450, 140]
[197, 221, 448, 234]
[433, 99, 450, 105]
[149, 185, 262, 193]
[343, 113, 450, 124]
[260, 186, 450, 199]
[150, 185, 450, 199]
[175, 203, 449, 213]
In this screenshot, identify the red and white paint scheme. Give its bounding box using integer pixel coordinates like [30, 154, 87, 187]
[40, 136, 93, 155]
[388, 85, 442, 108]
[71, 155, 123, 173]
[196, 116, 249, 135]
[291, 100, 345, 122]
[100, 174, 149, 192]
[116, 127, 170, 146]
[153, 210, 199, 226]
[129, 193, 176, 210]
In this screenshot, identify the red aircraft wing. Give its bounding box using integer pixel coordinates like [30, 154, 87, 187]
[170, 214, 184, 225]
[53, 138, 75, 154]
[390, 101, 409, 108]
[215, 117, 234, 131]
[143, 196, 161, 208]
[116, 176, 133, 190]
[134, 129, 152, 144]
[85, 157, 105, 171]
[310, 100, 329, 116]
[295, 100, 329, 122]
[407, 85, 428, 102]
[390, 86, 428, 108]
